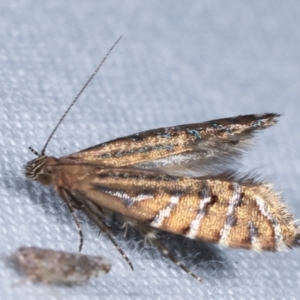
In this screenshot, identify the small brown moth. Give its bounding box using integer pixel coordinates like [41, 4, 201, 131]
[25, 37, 300, 282]
[10, 247, 111, 284]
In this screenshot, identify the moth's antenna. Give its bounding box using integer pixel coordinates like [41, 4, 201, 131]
[41, 36, 123, 155]
[29, 146, 40, 156]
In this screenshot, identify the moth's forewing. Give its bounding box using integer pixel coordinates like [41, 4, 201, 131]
[68, 168, 299, 252]
[63, 114, 279, 174]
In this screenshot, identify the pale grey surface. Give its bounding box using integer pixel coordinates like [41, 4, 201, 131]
[1, 1, 300, 299]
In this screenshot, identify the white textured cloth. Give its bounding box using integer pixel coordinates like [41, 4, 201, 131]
[1, 1, 300, 299]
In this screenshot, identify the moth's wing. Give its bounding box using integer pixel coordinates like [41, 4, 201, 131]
[71, 167, 299, 252]
[64, 113, 279, 176]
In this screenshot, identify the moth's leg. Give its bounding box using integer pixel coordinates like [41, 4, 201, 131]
[97, 207, 113, 232]
[68, 197, 83, 210]
[58, 188, 84, 252]
[95, 207, 113, 236]
[81, 201, 134, 271]
[132, 222, 203, 283]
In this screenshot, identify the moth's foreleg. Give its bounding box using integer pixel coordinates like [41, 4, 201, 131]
[134, 223, 203, 283]
[81, 202, 134, 271]
[59, 188, 84, 252]
[68, 197, 84, 210]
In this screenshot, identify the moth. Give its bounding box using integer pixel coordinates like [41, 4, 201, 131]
[25, 37, 300, 282]
[10, 247, 111, 284]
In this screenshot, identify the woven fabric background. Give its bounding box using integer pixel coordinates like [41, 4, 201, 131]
[1, 1, 300, 299]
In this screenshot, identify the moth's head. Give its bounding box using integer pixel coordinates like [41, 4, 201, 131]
[25, 155, 56, 185]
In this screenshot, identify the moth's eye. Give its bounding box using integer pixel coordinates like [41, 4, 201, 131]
[38, 174, 52, 185]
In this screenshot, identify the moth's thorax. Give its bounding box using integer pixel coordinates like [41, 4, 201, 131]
[25, 155, 59, 185]
[54, 163, 97, 189]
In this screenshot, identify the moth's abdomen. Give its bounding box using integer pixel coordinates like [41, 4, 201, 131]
[153, 180, 299, 252]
